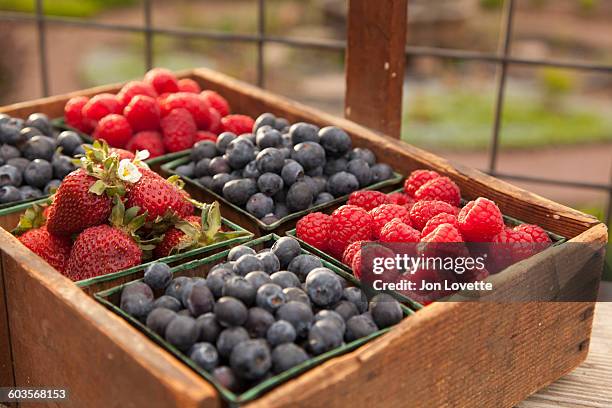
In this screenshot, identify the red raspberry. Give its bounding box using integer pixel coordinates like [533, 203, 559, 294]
[421, 212, 458, 237]
[387, 192, 411, 206]
[347, 190, 390, 211]
[457, 197, 504, 242]
[342, 240, 366, 266]
[414, 176, 461, 207]
[126, 131, 165, 158]
[351, 243, 396, 280]
[123, 95, 160, 132]
[404, 169, 440, 196]
[409, 200, 458, 231]
[379, 218, 420, 243]
[160, 92, 212, 130]
[207, 107, 222, 134]
[116, 81, 157, 107]
[93, 114, 132, 148]
[514, 224, 551, 244]
[144, 68, 179, 94]
[296, 212, 331, 251]
[195, 131, 218, 143]
[64, 96, 94, 133]
[369, 204, 412, 239]
[161, 108, 196, 152]
[421, 223, 463, 243]
[201, 90, 230, 117]
[491, 227, 535, 266]
[82, 93, 122, 122]
[177, 78, 201, 93]
[109, 148, 135, 160]
[328, 205, 373, 259]
[221, 114, 254, 135]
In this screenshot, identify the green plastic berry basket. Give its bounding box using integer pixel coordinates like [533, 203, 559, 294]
[94, 233, 416, 405]
[160, 155, 403, 236]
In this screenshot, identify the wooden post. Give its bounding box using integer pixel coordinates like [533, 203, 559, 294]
[344, 0, 408, 139]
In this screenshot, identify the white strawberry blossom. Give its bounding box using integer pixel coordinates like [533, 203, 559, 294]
[133, 150, 150, 169]
[118, 159, 142, 183]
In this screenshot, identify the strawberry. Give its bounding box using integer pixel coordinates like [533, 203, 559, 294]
[328, 205, 373, 259]
[201, 90, 230, 117]
[178, 78, 201, 93]
[347, 190, 390, 211]
[94, 114, 133, 148]
[404, 169, 440, 196]
[64, 96, 95, 133]
[82, 93, 122, 122]
[144, 68, 179, 94]
[414, 176, 461, 207]
[368, 204, 412, 239]
[296, 212, 331, 251]
[379, 218, 420, 243]
[123, 95, 160, 132]
[161, 108, 196, 152]
[159, 92, 212, 129]
[221, 114, 254, 135]
[116, 80, 158, 107]
[126, 131, 165, 157]
[457, 197, 504, 242]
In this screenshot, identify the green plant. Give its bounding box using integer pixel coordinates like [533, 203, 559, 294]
[0, 0, 135, 17]
[479, 0, 503, 10]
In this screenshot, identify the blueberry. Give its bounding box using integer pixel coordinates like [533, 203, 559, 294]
[233, 254, 265, 276]
[279, 147, 292, 160]
[190, 141, 218, 162]
[255, 283, 286, 313]
[165, 315, 199, 351]
[308, 319, 343, 356]
[256, 126, 282, 148]
[241, 133, 257, 145]
[175, 163, 195, 178]
[43, 179, 61, 194]
[226, 138, 255, 169]
[326, 171, 359, 197]
[190, 158, 209, 178]
[324, 158, 348, 176]
[57, 131, 82, 156]
[267, 320, 297, 347]
[209, 156, 231, 175]
[253, 113, 276, 133]
[369, 294, 403, 328]
[0, 186, 22, 203]
[121, 281, 154, 300]
[246, 193, 274, 219]
[244, 271, 272, 291]
[215, 296, 248, 327]
[152, 295, 182, 312]
[314, 310, 346, 333]
[271, 237, 301, 269]
[19, 185, 42, 200]
[271, 343, 308, 374]
[282, 287, 310, 306]
[244, 307, 275, 338]
[185, 282, 215, 317]
[314, 192, 334, 205]
[281, 160, 304, 186]
[270, 271, 301, 289]
[334, 300, 359, 321]
[120, 293, 153, 321]
[213, 366, 241, 392]
[257, 172, 284, 196]
[143, 262, 172, 290]
[304, 175, 327, 196]
[276, 301, 313, 338]
[228, 245, 256, 262]
[273, 188, 287, 203]
[343, 287, 368, 313]
[305, 268, 343, 307]
[23, 159, 52, 189]
[196, 312, 222, 343]
[146, 308, 177, 336]
[274, 202, 289, 219]
[165, 276, 193, 301]
[222, 276, 256, 306]
[25, 113, 51, 136]
[216, 326, 249, 359]
[72, 144, 86, 156]
[0, 120, 23, 145]
[189, 342, 219, 372]
[7, 158, 30, 173]
[285, 181, 313, 212]
[305, 166, 323, 177]
[260, 214, 278, 225]
[349, 148, 376, 166]
[289, 122, 319, 145]
[206, 268, 235, 299]
[242, 160, 260, 179]
[255, 148, 285, 174]
[22, 136, 56, 161]
[51, 155, 76, 180]
[223, 178, 257, 206]
[345, 315, 378, 342]
[319, 126, 351, 157]
[19, 127, 41, 144]
[370, 163, 394, 183]
[274, 117, 289, 131]
[216, 132, 237, 153]
[347, 159, 372, 187]
[291, 142, 326, 170]
[230, 339, 272, 380]
[0, 144, 20, 161]
[256, 250, 280, 274]
[0, 164, 22, 187]
[197, 176, 213, 189]
[211, 173, 233, 194]
[281, 133, 293, 148]
[287, 254, 323, 282]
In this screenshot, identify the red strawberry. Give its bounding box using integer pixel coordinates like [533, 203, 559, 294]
[94, 114, 133, 148]
[124, 95, 160, 132]
[159, 92, 212, 130]
[116, 80, 158, 107]
[421, 223, 463, 243]
[18, 226, 72, 272]
[379, 218, 420, 243]
[194, 131, 218, 143]
[178, 78, 201, 93]
[421, 212, 458, 237]
[328, 205, 373, 259]
[347, 190, 390, 211]
[296, 212, 331, 251]
[161, 108, 196, 152]
[207, 107, 222, 134]
[126, 131, 165, 157]
[221, 114, 254, 135]
[82, 93, 122, 122]
[514, 224, 551, 244]
[409, 200, 458, 231]
[144, 68, 179, 94]
[457, 197, 504, 242]
[65, 96, 94, 133]
[404, 169, 440, 196]
[414, 176, 461, 207]
[369, 204, 412, 239]
[342, 240, 366, 266]
[201, 90, 230, 117]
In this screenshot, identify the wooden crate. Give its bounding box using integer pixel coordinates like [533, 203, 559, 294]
[0, 68, 607, 407]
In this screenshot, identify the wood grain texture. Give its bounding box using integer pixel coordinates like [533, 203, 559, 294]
[345, 0, 407, 138]
[0, 251, 14, 390]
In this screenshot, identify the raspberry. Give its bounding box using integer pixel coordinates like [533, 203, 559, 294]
[195, 131, 218, 143]
[379, 218, 420, 243]
[351, 243, 395, 280]
[109, 148, 135, 160]
[161, 108, 196, 152]
[514, 224, 551, 244]
[160, 92, 212, 130]
[369, 204, 412, 239]
[404, 169, 440, 196]
[409, 200, 458, 231]
[296, 212, 331, 251]
[414, 176, 461, 207]
[387, 192, 411, 206]
[207, 107, 222, 134]
[177, 78, 201, 93]
[490, 227, 535, 267]
[421, 213, 458, 237]
[201, 90, 230, 117]
[342, 240, 366, 266]
[457, 197, 504, 242]
[221, 114, 254, 135]
[116, 81, 157, 107]
[82, 93, 122, 122]
[347, 190, 390, 211]
[144, 67, 179, 94]
[421, 223, 463, 243]
[126, 131, 165, 157]
[123, 95, 160, 132]
[93, 114, 132, 148]
[64, 96, 94, 133]
[328, 205, 373, 259]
